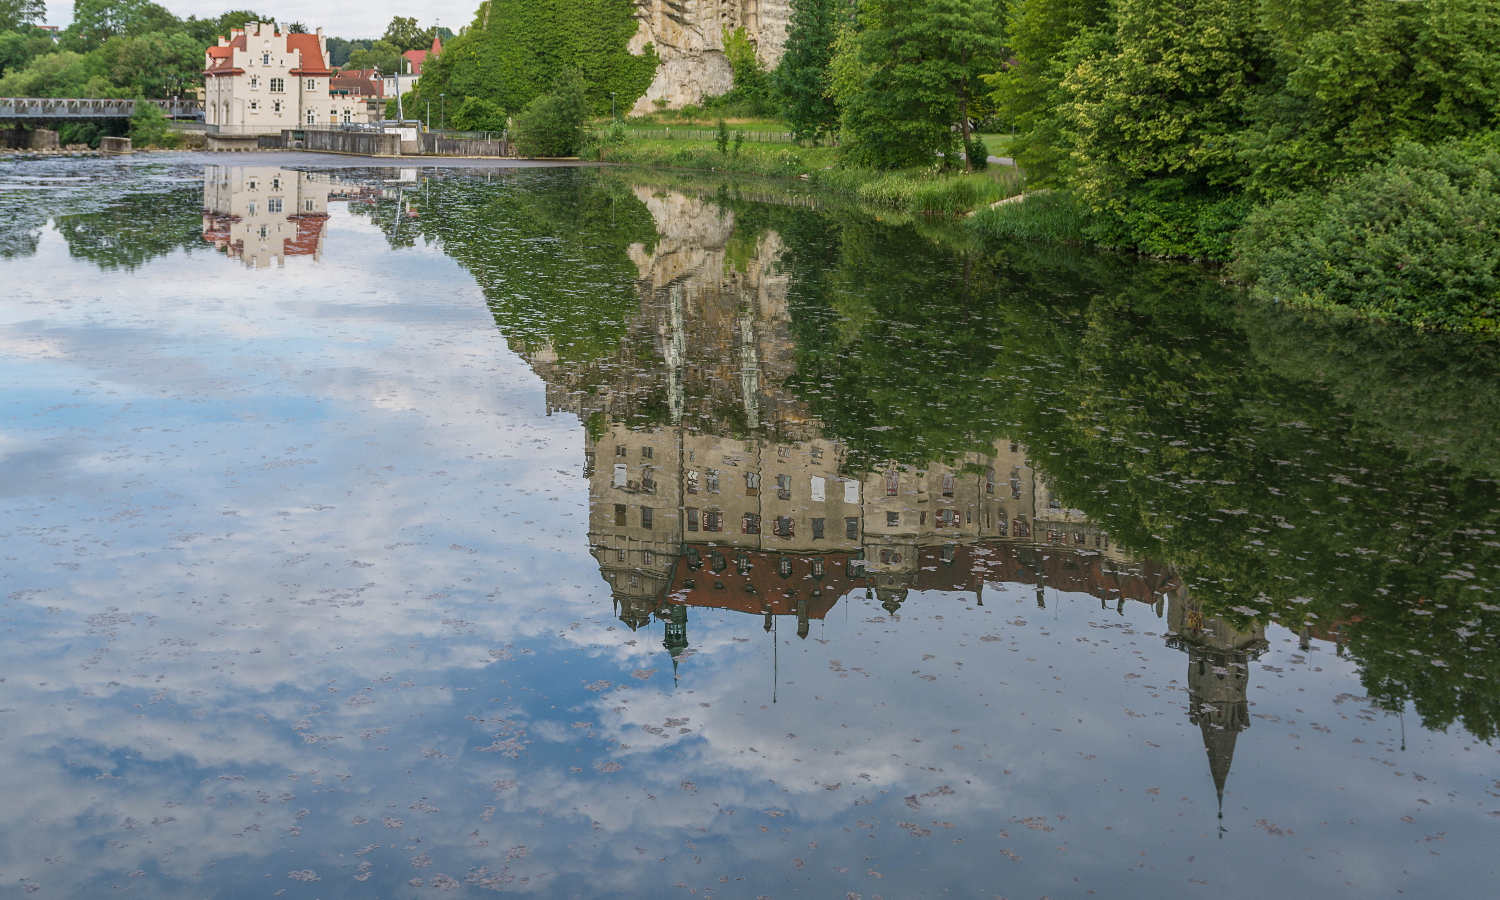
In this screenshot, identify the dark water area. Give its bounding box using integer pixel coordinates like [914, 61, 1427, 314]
[0, 156, 1497, 899]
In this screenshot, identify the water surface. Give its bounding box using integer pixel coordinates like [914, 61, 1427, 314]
[0, 155, 1497, 899]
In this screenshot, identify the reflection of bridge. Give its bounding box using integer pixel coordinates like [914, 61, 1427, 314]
[0, 98, 202, 119]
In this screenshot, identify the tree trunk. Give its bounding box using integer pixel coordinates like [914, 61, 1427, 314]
[959, 92, 972, 173]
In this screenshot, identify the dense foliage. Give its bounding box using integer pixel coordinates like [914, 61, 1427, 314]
[411, 0, 657, 120]
[1236, 137, 1500, 335]
[510, 70, 588, 156]
[771, 0, 841, 143]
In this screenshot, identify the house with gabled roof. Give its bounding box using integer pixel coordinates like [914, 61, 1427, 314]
[204, 22, 379, 135]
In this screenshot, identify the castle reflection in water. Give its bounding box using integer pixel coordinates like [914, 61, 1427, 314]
[514, 187, 1275, 812]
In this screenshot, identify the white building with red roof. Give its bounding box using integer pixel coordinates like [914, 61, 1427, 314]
[204, 23, 379, 135]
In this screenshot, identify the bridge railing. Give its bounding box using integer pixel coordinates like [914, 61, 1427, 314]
[0, 98, 202, 119]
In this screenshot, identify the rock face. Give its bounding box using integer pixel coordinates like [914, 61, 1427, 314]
[627, 0, 791, 114]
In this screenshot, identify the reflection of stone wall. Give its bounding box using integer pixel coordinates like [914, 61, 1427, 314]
[628, 0, 792, 113]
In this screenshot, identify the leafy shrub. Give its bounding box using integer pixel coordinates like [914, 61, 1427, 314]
[966, 136, 988, 172]
[127, 101, 181, 149]
[1235, 137, 1500, 336]
[449, 96, 507, 131]
[511, 70, 588, 157]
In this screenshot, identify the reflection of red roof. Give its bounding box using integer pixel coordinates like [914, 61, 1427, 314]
[960, 542, 1180, 603]
[665, 548, 861, 619]
[283, 214, 327, 257]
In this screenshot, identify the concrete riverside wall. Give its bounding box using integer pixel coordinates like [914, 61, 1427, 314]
[98, 136, 130, 154]
[207, 132, 263, 151]
[419, 133, 511, 157]
[289, 129, 400, 156]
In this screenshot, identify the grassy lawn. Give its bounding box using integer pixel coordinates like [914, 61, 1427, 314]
[599, 137, 1026, 216]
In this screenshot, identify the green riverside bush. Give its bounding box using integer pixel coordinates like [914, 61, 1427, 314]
[512, 71, 588, 157]
[1235, 137, 1500, 336]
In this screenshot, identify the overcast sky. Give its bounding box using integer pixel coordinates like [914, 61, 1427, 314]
[41, 0, 473, 39]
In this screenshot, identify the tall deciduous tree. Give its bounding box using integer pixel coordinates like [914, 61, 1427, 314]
[381, 15, 428, 52]
[0, 0, 45, 30]
[64, 0, 180, 52]
[838, 0, 1006, 171]
[773, 0, 842, 143]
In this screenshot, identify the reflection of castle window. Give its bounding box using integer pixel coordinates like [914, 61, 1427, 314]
[706, 470, 720, 493]
[1048, 492, 1062, 509]
[643, 550, 653, 564]
[737, 554, 751, 575]
[742, 513, 760, 534]
[941, 473, 955, 497]
[304, 199, 314, 211]
[1010, 442, 1019, 453]
[614, 503, 627, 526]
[844, 480, 859, 504]
[744, 472, 760, 496]
[886, 511, 900, 526]
[704, 510, 722, 532]
[686, 471, 699, 493]
[810, 476, 825, 501]
[812, 558, 825, 576]
[1014, 518, 1030, 538]
[641, 507, 653, 529]
[941, 544, 956, 564]
[641, 466, 655, 493]
[811, 518, 824, 540]
[845, 517, 859, 540]
[685, 508, 698, 531]
[811, 446, 823, 460]
[613, 464, 627, 487]
[629, 575, 639, 587]
[997, 518, 1009, 536]
[986, 468, 996, 494]
[778, 446, 790, 458]
[778, 557, 792, 577]
[777, 474, 791, 500]
[937, 509, 955, 528]
[1048, 530, 1064, 543]
[774, 516, 794, 538]
[248, 200, 258, 214]
[615, 548, 625, 562]
[886, 471, 899, 496]
[257, 225, 268, 239]
[711, 550, 726, 573]
[267, 198, 283, 213]
[1074, 532, 1085, 544]
[880, 549, 902, 564]
[686, 547, 701, 569]
[616, 446, 627, 457]
[1011, 468, 1022, 498]
[641, 446, 652, 459]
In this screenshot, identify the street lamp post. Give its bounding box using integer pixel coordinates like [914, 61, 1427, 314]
[425, 99, 431, 130]
[610, 91, 616, 122]
[440, 93, 445, 130]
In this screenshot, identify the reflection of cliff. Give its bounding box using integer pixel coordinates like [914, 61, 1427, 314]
[628, 0, 790, 113]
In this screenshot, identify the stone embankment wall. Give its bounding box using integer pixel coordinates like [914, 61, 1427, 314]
[289, 129, 401, 156]
[419, 133, 511, 157]
[628, 0, 790, 114]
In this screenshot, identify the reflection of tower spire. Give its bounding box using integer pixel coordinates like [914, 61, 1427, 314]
[664, 603, 688, 685]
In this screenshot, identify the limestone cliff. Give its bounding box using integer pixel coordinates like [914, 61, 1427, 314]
[627, 0, 790, 114]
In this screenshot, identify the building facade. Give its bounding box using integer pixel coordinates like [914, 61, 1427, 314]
[204, 23, 379, 134]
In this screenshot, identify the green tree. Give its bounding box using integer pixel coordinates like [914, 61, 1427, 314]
[0, 26, 58, 78]
[449, 95, 506, 130]
[381, 15, 428, 52]
[97, 31, 202, 97]
[838, 0, 1006, 170]
[411, 0, 658, 119]
[1057, 0, 1264, 257]
[63, 0, 180, 52]
[347, 38, 402, 75]
[511, 69, 588, 156]
[773, 0, 842, 143]
[0, 0, 44, 30]
[1239, 0, 1500, 197]
[982, 0, 1108, 182]
[126, 97, 180, 146]
[284, 21, 306, 33]
[706, 25, 772, 113]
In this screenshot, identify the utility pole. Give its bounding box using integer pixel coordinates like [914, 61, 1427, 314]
[439, 93, 445, 130]
[425, 99, 431, 130]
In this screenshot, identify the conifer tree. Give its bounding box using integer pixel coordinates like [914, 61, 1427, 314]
[773, 0, 842, 144]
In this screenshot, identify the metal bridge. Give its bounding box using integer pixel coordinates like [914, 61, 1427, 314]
[0, 98, 202, 119]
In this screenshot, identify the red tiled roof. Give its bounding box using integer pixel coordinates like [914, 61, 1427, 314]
[402, 49, 428, 74]
[287, 32, 330, 75]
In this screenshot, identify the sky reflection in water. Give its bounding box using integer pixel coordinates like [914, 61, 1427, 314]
[0, 158, 1496, 899]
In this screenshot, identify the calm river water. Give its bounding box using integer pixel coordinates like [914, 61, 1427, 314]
[0, 155, 1497, 899]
